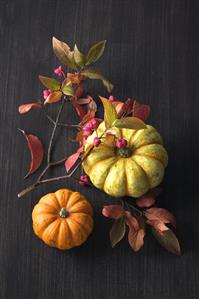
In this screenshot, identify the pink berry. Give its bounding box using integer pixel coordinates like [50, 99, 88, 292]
[116, 138, 127, 149]
[109, 95, 116, 102]
[79, 175, 89, 186]
[93, 137, 101, 147]
[54, 66, 63, 77]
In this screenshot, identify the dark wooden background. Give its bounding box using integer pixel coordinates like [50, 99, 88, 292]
[1, 0, 199, 298]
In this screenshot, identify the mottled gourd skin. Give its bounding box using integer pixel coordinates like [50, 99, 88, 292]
[82, 122, 168, 198]
[32, 189, 93, 250]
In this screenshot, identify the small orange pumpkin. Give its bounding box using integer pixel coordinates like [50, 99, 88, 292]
[32, 189, 93, 250]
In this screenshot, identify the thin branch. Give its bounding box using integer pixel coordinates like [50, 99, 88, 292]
[47, 100, 65, 164]
[46, 115, 81, 129]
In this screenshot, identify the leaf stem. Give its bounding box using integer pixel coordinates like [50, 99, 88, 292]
[46, 114, 81, 129]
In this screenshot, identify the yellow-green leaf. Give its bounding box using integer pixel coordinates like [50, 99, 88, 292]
[61, 83, 74, 96]
[99, 96, 118, 128]
[38, 75, 60, 90]
[82, 69, 113, 92]
[86, 40, 106, 65]
[44, 91, 62, 104]
[74, 44, 86, 67]
[110, 216, 126, 248]
[113, 117, 146, 130]
[152, 228, 181, 256]
[52, 37, 77, 69]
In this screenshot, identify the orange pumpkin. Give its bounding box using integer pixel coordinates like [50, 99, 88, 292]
[32, 189, 93, 250]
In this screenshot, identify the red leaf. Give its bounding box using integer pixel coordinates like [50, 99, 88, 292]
[145, 208, 176, 234]
[75, 84, 84, 98]
[102, 205, 124, 219]
[65, 147, 83, 173]
[18, 102, 41, 114]
[132, 100, 151, 122]
[71, 96, 86, 119]
[136, 188, 162, 208]
[125, 212, 145, 252]
[79, 108, 96, 126]
[19, 129, 44, 178]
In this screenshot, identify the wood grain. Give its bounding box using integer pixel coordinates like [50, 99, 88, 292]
[0, 0, 199, 298]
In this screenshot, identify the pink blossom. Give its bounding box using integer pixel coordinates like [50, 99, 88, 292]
[54, 66, 63, 77]
[116, 138, 127, 149]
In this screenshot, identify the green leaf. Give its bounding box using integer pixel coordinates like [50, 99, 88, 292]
[61, 83, 75, 97]
[152, 228, 181, 256]
[99, 96, 118, 128]
[113, 117, 146, 130]
[38, 75, 60, 90]
[74, 44, 86, 67]
[86, 40, 106, 65]
[110, 216, 126, 248]
[82, 69, 113, 92]
[52, 37, 77, 69]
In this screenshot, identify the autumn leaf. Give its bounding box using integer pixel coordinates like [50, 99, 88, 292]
[74, 44, 86, 67]
[102, 205, 125, 219]
[136, 188, 162, 208]
[152, 228, 181, 256]
[86, 40, 106, 65]
[44, 91, 62, 104]
[61, 83, 75, 97]
[99, 96, 118, 128]
[125, 212, 145, 252]
[18, 102, 41, 114]
[113, 117, 146, 130]
[81, 69, 113, 92]
[52, 37, 77, 69]
[145, 208, 176, 234]
[79, 108, 96, 126]
[132, 100, 151, 122]
[38, 75, 60, 91]
[18, 129, 44, 178]
[75, 84, 84, 98]
[110, 216, 126, 248]
[113, 98, 134, 118]
[65, 150, 82, 173]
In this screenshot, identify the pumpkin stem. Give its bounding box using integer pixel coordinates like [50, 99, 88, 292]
[116, 147, 133, 158]
[59, 207, 69, 218]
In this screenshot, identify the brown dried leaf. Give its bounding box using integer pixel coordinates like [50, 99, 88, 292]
[110, 216, 126, 248]
[152, 228, 181, 256]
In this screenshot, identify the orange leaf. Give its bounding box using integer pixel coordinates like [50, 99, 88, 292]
[125, 212, 145, 252]
[145, 208, 176, 234]
[19, 129, 44, 178]
[18, 102, 41, 114]
[44, 91, 62, 104]
[102, 205, 124, 219]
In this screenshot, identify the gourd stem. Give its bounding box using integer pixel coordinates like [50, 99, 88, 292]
[59, 207, 69, 218]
